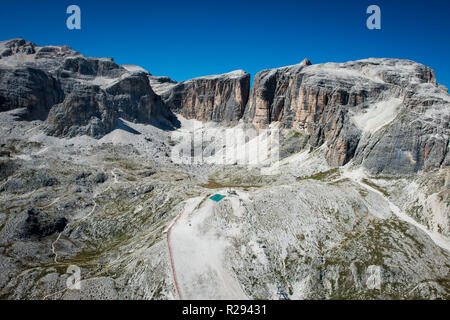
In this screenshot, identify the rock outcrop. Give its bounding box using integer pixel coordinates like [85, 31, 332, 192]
[1, 39, 450, 301]
[148, 76, 177, 96]
[353, 83, 450, 174]
[0, 38, 448, 174]
[46, 63, 177, 138]
[0, 39, 178, 137]
[162, 70, 250, 123]
[0, 67, 63, 120]
[243, 58, 448, 174]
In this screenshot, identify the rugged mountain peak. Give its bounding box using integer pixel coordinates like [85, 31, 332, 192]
[0, 39, 179, 136]
[162, 70, 251, 123]
[300, 58, 312, 66]
[0, 39, 81, 72]
[0, 38, 448, 174]
[0, 38, 37, 57]
[58, 55, 127, 82]
[0, 39, 449, 301]
[148, 76, 177, 95]
[243, 58, 448, 174]
[122, 64, 151, 75]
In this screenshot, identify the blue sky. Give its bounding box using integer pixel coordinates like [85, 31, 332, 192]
[1, 0, 449, 87]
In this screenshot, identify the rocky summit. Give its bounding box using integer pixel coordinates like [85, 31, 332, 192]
[161, 70, 250, 124]
[243, 58, 448, 175]
[0, 39, 179, 138]
[0, 38, 448, 300]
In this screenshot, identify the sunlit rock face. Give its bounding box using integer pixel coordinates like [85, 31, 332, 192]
[243, 58, 448, 174]
[0, 38, 449, 300]
[1, 38, 446, 174]
[162, 70, 250, 124]
[0, 67, 64, 121]
[0, 39, 179, 138]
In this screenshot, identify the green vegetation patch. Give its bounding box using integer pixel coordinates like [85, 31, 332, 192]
[201, 179, 261, 189]
[296, 168, 340, 182]
[362, 178, 390, 197]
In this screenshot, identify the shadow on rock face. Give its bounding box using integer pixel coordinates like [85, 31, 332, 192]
[114, 118, 141, 135]
[22, 208, 67, 239]
[148, 113, 181, 131]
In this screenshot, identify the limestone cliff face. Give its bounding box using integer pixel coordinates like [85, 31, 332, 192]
[162, 70, 250, 123]
[148, 76, 177, 96]
[45, 70, 178, 138]
[352, 83, 449, 174]
[0, 39, 178, 138]
[0, 67, 63, 121]
[243, 58, 447, 174]
[45, 85, 116, 138]
[0, 38, 448, 175]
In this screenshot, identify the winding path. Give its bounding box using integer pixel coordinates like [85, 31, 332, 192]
[164, 208, 186, 300]
[43, 169, 121, 300]
[51, 169, 120, 260]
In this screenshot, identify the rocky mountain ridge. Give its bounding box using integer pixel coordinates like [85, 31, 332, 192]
[243, 57, 449, 175]
[1, 38, 448, 174]
[0, 39, 178, 137]
[0, 38, 449, 300]
[161, 70, 250, 124]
